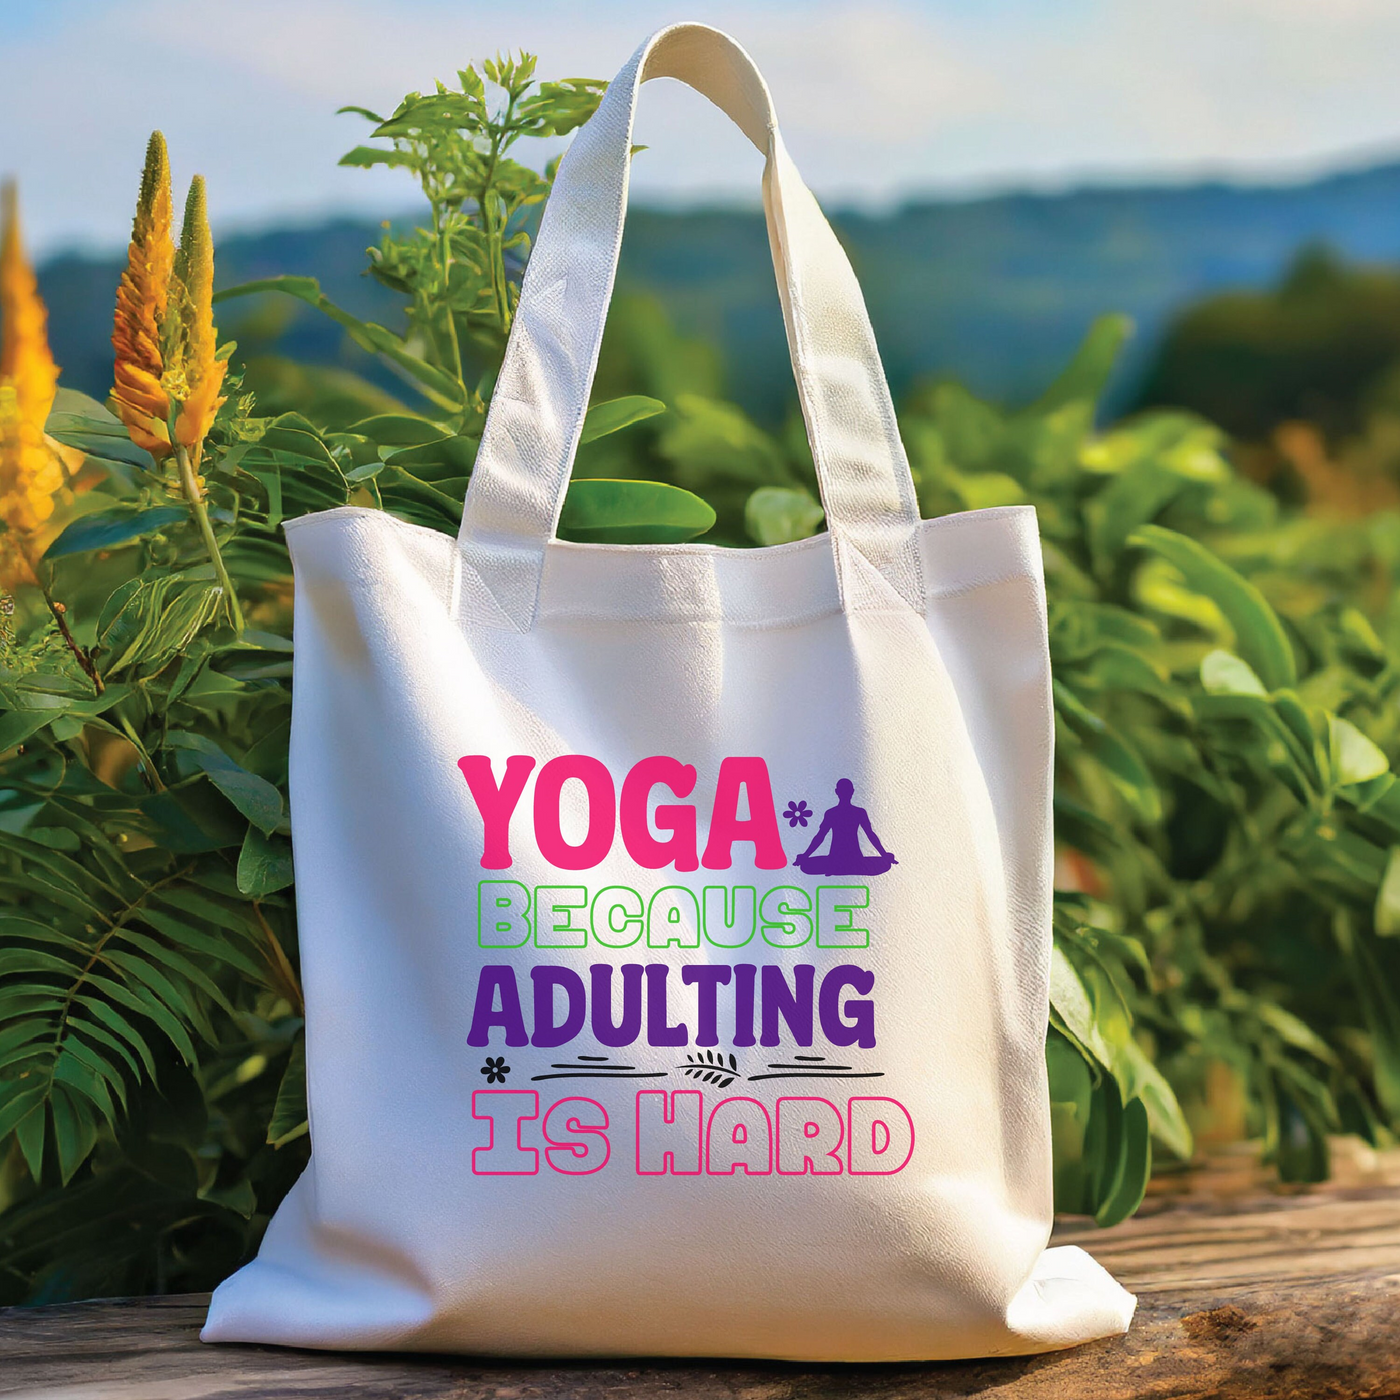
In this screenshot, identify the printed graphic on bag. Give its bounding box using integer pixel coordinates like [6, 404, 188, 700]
[457, 754, 913, 1179]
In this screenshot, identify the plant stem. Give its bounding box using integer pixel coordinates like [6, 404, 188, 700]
[117, 712, 165, 793]
[429, 194, 468, 408]
[176, 443, 244, 634]
[40, 584, 103, 696]
[252, 900, 304, 1015]
[479, 108, 514, 337]
[50, 865, 191, 1053]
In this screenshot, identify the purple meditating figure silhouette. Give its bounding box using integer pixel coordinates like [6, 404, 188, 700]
[792, 779, 897, 876]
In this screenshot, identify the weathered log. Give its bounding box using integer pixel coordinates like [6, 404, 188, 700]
[4, 1173, 1400, 1399]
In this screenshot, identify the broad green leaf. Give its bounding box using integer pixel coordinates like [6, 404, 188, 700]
[1030, 314, 1131, 414]
[338, 145, 418, 171]
[1130, 524, 1296, 690]
[1134, 557, 1230, 638]
[98, 576, 224, 677]
[1056, 681, 1161, 822]
[1114, 1038, 1194, 1161]
[13, 1102, 45, 1181]
[1094, 1094, 1151, 1228]
[213, 275, 464, 411]
[745, 486, 825, 546]
[165, 733, 284, 834]
[1082, 1068, 1125, 1221]
[0, 946, 83, 978]
[1048, 944, 1117, 1071]
[59, 1033, 128, 1109]
[0, 1011, 53, 1053]
[44, 423, 154, 471]
[44, 506, 187, 560]
[579, 396, 666, 445]
[947, 468, 1026, 510]
[658, 394, 787, 487]
[268, 1033, 308, 1147]
[0, 710, 58, 753]
[348, 413, 449, 446]
[0, 1085, 48, 1153]
[52, 1052, 115, 1123]
[384, 436, 477, 476]
[50, 1084, 99, 1185]
[238, 826, 295, 897]
[1329, 714, 1389, 786]
[1047, 1030, 1094, 1215]
[1256, 1002, 1338, 1065]
[1375, 847, 1400, 937]
[47, 387, 120, 424]
[199, 1176, 258, 1217]
[1200, 649, 1267, 697]
[557, 479, 716, 544]
[1086, 461, 1185, 565]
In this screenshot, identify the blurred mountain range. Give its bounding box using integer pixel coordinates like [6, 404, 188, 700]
[38, 158, 1400, 424]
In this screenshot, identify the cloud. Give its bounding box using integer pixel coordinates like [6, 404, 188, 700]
[5, 0, 1400, 254]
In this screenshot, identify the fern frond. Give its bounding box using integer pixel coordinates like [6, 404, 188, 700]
[0, 841, 270, 1184]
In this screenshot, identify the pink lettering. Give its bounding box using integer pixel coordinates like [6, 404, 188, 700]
[472, 1090, 539, 1175]
[776, 1096, 845, 1175]
[620, 756, 699, 871]
[458, 755, 536, 869]
[707, 1097, 773, 1175]
[533, 755, 615, 870]
[847, 1097, 916, 1175]
[701, 758, 787, 870]
[543, 1096, 611, 1174]
[635, 1089, 703, 1175]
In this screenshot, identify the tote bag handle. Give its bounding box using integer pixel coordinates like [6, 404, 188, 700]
[458, 23, 925, 627]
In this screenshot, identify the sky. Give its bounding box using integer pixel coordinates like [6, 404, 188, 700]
[4, 0, 1400, 255]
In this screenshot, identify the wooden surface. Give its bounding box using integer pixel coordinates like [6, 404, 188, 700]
[4, 1144, 1400, 1400]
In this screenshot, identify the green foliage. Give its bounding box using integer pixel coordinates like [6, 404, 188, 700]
[214, 60, 710, 546]
[4, 47, 1400, 1302]
[0, 58, 706, 1305]
[341, 56, 604, 384]
[899, 331, 1400, 1202]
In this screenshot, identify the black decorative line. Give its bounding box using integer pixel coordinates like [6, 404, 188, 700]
[530, 1071, 669, 1081]
[746, 1071, 886, 1082]
[550, 1062, 636, 1070]
[793, 1055, 825, 1062]
[765, 1062, 854, 1071]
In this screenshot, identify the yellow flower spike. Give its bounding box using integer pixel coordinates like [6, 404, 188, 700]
[0, 180, 63, 589]
[172, 176, 226, 455]
[112, 132, 175, 459]
[165, 174, 242, 633]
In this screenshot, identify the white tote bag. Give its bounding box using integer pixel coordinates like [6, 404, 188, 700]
[203, 23, 1135, 1362]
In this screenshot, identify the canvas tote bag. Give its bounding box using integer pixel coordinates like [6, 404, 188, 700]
[202, 22, 1136, 1362]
